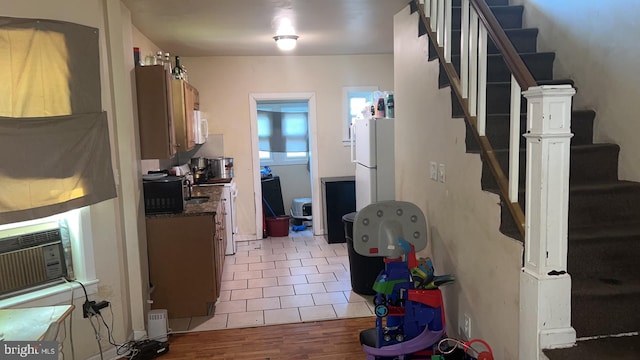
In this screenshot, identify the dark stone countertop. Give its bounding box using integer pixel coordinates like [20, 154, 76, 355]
[145, 185, 222, 218]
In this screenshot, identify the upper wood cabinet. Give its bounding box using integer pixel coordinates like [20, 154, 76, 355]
[134, 65, 199, 159]
[172, 80, 199, 152]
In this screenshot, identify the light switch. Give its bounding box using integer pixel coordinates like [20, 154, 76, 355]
[438, 163, 446, 183]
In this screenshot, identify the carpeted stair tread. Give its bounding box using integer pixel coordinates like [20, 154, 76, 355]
[567, 230, 640, 283]
[451, 81, 581, 120]
[571, 290, 640, 337]
[569, 181, 640, 229]
[480, 143, 620, 192]
[567, 236, 640, 290]
[452, 5, 524, 30]
[452, 0, 509, 7]
[544, 335, 640, 360]
[451, 28, 539, 56]
[569, 222, 640, 241]
[465, 109, 595, 151]
[492, 181, 640, 233]
[451, 81, 569, 115]
[572, 271, 640, 296]
[442, 52, 555, 87]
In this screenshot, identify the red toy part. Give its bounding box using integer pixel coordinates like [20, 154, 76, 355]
[464, 339, 494, 360]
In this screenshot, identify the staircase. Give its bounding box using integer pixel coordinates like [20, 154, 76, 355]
[411, 0, 640, 357]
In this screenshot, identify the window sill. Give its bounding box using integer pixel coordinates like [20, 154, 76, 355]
[261, 159, 309, 166]
[0, 279, 99, 309]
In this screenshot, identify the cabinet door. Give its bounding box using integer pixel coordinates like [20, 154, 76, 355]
[184, 83, 197, 149]
[135, 65, 176, 159]
[214, 200, 227, 295]
[146, 215, 216, 318]
[171, 80, 199, 152]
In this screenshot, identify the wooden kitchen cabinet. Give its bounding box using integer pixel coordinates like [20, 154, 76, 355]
[171, 80, 199, 152]
[135, 65, 176, 159]
[134, 65, 199, 159]
[146, 214, 221, 318]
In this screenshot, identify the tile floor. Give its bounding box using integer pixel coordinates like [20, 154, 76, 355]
[168, 230, 376, 333]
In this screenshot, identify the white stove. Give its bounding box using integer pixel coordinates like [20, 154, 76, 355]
[199, 179, 237, 255]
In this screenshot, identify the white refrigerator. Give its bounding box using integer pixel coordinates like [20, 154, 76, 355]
[351, 117, 395, 211]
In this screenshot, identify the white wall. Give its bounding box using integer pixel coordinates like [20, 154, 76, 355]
[183, 55, 394, 238]
[512, 0, 640, 181]
[394, 6, 523, 358]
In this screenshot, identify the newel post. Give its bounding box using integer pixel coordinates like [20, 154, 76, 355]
[519, 85, 577, 359]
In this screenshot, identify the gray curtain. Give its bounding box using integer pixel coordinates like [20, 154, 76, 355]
[0, 17, 115, 225]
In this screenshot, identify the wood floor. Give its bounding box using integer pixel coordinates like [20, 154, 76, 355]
[158, 316, 375, 359]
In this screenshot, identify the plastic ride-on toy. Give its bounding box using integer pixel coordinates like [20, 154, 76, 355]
[353, 201, 453, 360]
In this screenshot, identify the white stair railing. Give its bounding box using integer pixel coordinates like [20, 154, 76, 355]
[415, 0, 577, 358]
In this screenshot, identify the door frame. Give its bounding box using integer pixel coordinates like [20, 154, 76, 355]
[249, 92, 318, 238]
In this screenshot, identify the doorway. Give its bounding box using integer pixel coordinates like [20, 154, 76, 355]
[249, 93, 318, 238]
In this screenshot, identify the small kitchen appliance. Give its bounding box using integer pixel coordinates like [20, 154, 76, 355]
[193, 111, 208, 145]
[143, 175, 186, 214]
[209, 157, 234, 179]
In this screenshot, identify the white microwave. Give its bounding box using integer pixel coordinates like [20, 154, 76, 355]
[194, 110, 208, 144]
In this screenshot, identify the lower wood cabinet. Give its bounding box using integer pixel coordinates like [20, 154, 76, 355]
[146, 213, 222, 318]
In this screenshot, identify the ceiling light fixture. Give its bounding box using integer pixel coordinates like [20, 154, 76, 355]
[273, 34, 299, 51]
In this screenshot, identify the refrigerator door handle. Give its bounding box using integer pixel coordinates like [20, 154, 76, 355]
[350, 120, 356, 163]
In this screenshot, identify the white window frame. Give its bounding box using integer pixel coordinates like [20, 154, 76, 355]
[0, 206, 98, 308]
[342, 86, 379, 145]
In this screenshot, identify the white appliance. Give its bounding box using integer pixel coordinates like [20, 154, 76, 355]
[220, 180, 238, 255]
[147, 309, 168, 341]
[193, 110, 208, 144]
[351, 117, 395, 211]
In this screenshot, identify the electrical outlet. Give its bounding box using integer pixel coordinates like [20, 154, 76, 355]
[438, 163, 446, 183]
[463, 313, 472, 339]
[430, 162, 438, 181]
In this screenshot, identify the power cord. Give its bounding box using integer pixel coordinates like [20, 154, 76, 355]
[88, 315, 104, 360]
[63, 277, 76, 360]
[65, 278, 110, 360]
[64, 278, 167, 360]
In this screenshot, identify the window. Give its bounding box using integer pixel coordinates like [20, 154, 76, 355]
[0, 17, 105, 305]
[257, 101, 309, 165]
[342, 86, 379, 145]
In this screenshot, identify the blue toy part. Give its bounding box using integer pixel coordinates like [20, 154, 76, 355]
[291, 224, 307, 232]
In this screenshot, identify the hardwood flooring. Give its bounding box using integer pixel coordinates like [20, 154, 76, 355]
[158, 316, 375, 359]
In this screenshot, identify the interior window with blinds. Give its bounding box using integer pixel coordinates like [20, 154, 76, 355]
[257, 101, 309, 165]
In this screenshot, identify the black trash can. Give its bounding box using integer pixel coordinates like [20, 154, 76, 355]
[343, 212, 385, 296]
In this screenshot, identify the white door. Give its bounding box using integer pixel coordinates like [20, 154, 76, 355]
[354, 118, 376, 168]
[356, 164, 376, 211]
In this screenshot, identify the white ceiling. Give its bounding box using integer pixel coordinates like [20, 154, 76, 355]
[122, 0, 410, 57]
